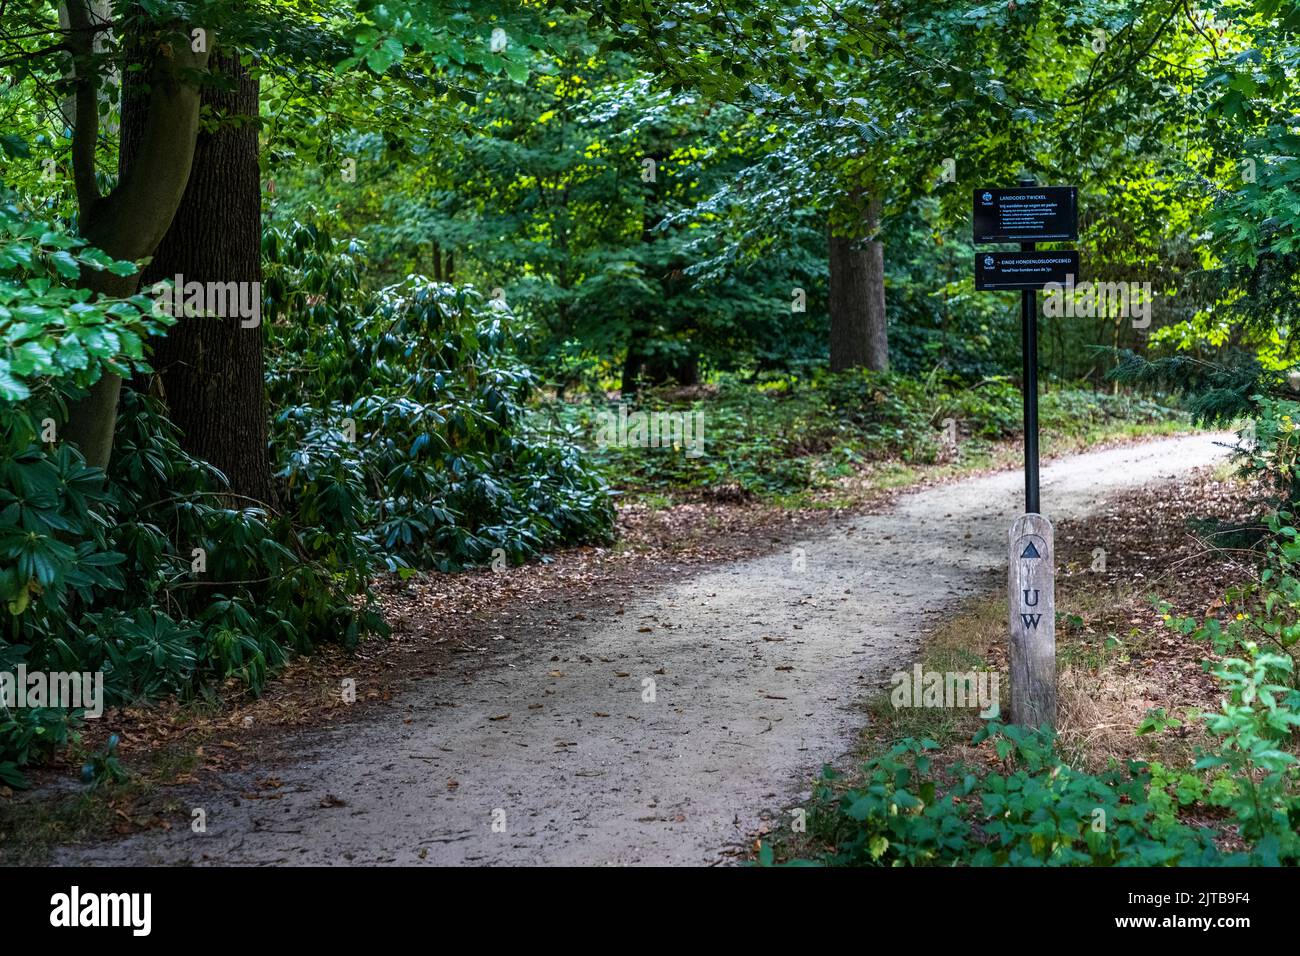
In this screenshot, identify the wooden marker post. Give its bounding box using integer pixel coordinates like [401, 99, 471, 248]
[1008, 513, 1056, 728]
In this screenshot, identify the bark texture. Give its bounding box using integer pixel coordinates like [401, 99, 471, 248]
[828, 197, 889, 373]
[125, 49, 273, 503]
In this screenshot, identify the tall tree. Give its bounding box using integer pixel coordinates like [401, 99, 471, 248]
[125, 46, 272, 503]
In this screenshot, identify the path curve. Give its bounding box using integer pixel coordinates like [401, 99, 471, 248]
[57, 433, 1231, 866]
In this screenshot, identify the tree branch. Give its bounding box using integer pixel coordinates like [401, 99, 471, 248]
[81, 23, 213, 262]
[64, 0, 102, 213]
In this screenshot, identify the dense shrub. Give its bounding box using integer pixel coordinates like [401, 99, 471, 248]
[1, 199, 166, 783]
[264, 221, 616, 570]
[788, 729, 1231, 867]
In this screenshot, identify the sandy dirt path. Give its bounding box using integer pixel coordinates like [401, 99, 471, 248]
[56, 433, 1230, 866]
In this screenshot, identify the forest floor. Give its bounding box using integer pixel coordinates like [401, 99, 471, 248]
[11, 431, 1234, 865]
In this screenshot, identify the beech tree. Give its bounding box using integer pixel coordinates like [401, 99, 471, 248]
[60, 1, 211, 469]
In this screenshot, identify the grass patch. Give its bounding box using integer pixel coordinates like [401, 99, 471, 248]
[0, 732, 209, 864]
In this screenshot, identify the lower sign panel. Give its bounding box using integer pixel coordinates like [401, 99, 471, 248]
[974, 250, 1080, 291]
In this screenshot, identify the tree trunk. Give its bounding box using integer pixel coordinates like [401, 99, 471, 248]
[61, 3, 210, 468]
[620, 183, 699, 393]
[124, 49, 273, 504]
[828, 198, 888, 373]
[645, 351, 698, 386]
[620, 334, 699, 393]
[621, 332, 646, 396]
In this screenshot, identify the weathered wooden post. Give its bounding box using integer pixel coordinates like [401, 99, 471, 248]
[1008, 513, 1056, 728]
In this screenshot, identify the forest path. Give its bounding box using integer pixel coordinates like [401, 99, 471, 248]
[59, 433, 1230, 866]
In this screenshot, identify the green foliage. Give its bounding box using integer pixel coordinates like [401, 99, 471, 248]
[0, 210, 614, 784]
[1154, 519, 1300, 860]
[1191, 513, 1300, 674]
[793, 707, 1297, 867]
[789, 515, 1300, 866]
[283, 14, 822, 389]
[0, 219, 620, 782]
[265, 220, 616, 570]
[1235, 397, 1300, 501]
[0, 202, 163, 784]
[0, 702, 76, 789]
[1196, 651, 1300, 856]
[0, 381, 390, 787]
[795, 726, 1232, 867]
[573, 372, 1181, 500]
[1, 0, 1292, 825]
[0, 201, 165, 405]
[790, 442, 1300, 868]
[566, 373, 934, 499]
[1110, 353, 1300, 501]
[1110, 351, 1266, 424]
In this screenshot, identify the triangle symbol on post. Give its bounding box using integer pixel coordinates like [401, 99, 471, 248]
[1020, 541, 1041, 559]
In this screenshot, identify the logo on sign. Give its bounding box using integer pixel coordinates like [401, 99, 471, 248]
[983, 256, 994, 268]
[982, 192, 993, 202]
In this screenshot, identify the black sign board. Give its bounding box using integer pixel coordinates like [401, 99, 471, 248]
[971, 180, 1079, 517]
[973, 186, 1078, 243]
[974, 250, 1080, 291]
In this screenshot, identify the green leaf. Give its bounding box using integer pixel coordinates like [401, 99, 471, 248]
[48, 250, 81, 279]
[504, 59, 529, 84]
[0, 365, 29, 402]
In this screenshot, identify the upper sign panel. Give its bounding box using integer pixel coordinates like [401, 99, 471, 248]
[973, 187, 1078, 243]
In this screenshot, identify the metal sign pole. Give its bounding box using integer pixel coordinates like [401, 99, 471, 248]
[1018, 178, 1041, 515]
[1012, 178, 1052, 727]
